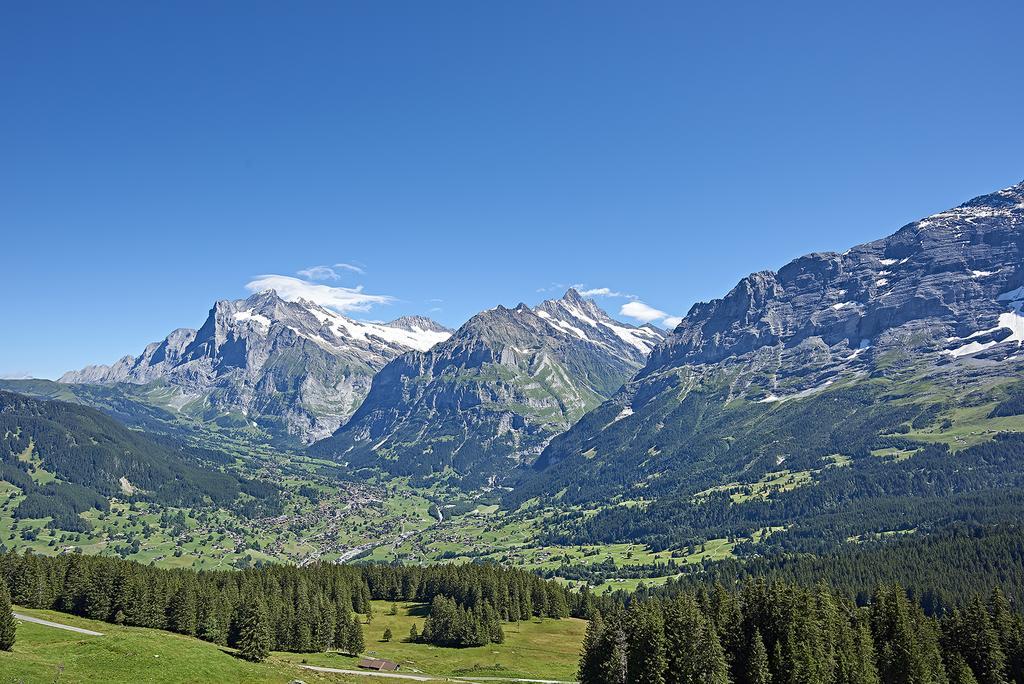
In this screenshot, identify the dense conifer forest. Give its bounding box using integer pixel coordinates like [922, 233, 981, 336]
[578, 581, 1024, 684]
[0, 550, 577, 660]
[646, 525, 1024, 614]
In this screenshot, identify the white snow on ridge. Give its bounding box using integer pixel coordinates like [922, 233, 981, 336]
[879, 258, 898, 266]
[233, 310, 272, 328]
[945, 292, 1024, 358]
[303, 302, 450, 351]
[757, 379, 835, 404]
[538, 311, 589, 340]
[998, 307, 1024, 345]
[605, 322, 659, 353]
[946, 339, 999, 358]
[556, 299, 601, 329]
[971, 270, 996, 278]
[536, 299, 659, 352]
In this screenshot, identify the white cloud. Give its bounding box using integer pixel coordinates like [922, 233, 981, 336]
[620, 301, 682, 329]
[620, 301, 667, 323]
[295, 262, 366, 281]
[297, 265, 342, 281]
[245, 275, 394, 313]
[579, 286, 637, 299]
[334, 262, 365, 275]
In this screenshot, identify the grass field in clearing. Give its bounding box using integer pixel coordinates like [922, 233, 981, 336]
[279, 600, 586, 680]
[900, 402, 1024, 449]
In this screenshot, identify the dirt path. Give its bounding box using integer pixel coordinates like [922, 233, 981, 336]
[298, 665, 437, 681]
[12, 612, 104, 636]
[298, 664, 576, 684]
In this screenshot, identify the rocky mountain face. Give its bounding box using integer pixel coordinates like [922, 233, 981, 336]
[523, 181, 1024, 508]
[311, 289, 665, 486]
[60, 291, 451, 443]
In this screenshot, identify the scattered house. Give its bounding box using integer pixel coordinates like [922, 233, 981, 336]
[357, 658, 400, 672]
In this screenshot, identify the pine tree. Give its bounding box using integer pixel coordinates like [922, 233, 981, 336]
[235, 599, 271, 662]
[578, 612, 606, 684]
[945, 653, 981, 684]
[662, 592, 728, 684]
[168, 583, 198, 636]
[409, 623, 419, 642]
[346, 614, 365, 655]
[943, 598, 1006, 684]
[598, 620, 629, 684]
[0, 576, 16, 651]
[987, 588, 1023, 683]
[870, 583, 948, 684]
[626, 602, 666, 684]
[383, 627, 393, 642]
[335, 605, 351, 651]
[747, 628, 772, 684]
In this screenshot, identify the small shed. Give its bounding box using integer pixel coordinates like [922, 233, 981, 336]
[357, 657, 400, 672]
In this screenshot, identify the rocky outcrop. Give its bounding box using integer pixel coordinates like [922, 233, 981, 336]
[646, 181, 1024, 391]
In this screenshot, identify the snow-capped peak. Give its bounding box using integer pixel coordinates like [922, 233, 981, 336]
[533, 289, 666, 357]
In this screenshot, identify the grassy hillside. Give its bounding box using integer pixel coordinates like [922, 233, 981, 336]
[1, 601, 584, 683]
[1, 607, 359, 683]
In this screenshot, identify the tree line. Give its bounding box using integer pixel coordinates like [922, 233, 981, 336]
[0, 549, 577, 661]
[579, 579, 1024, 684]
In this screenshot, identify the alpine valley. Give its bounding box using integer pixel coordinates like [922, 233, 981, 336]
[5, 181, 1024, 681]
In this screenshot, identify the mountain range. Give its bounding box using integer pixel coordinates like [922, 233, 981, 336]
[60, 290, 452, 443]
[513, 180, 1024, 548]
[41, 179, 1024, 547]
[311, 288, 665, 486]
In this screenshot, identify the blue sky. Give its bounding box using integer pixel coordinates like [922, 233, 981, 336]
[3, 2, 1023, 379]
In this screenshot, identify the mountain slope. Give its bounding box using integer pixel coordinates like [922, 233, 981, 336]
[311, 289, 664, 486]
[518, 181, 1024, 546]
[60, 291, 451, 444]
[0, 391, 272, 531]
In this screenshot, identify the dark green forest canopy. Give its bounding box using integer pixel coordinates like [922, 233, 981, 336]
[0, 391, 279, 530]
[578, 580, 1024, 684]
